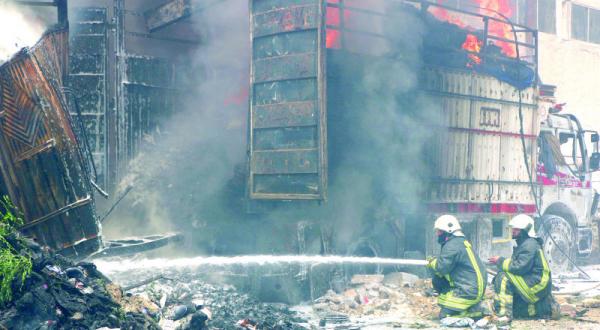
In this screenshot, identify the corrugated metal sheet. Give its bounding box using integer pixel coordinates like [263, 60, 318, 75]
[423, 66, 538, 204]
[0, 28, 101, 257]
[248, 0, 328, 200]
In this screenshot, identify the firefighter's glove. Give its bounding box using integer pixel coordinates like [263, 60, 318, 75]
[426, 256, 436, 269]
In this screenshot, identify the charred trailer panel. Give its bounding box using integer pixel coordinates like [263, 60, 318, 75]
[423, 67, 539, 260]
[248, 0, 328, 200]
[0, 29, 101, 258]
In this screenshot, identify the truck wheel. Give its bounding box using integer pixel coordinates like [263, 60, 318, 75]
[538, 214, 575, 274]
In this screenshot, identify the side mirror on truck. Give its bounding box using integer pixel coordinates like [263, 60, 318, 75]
[592, 133, 599, 143]
[590, 152, 600, 171]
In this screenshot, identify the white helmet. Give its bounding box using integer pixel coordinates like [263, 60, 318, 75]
[434, 215, 464, 237]
[509, 214, 537, 238]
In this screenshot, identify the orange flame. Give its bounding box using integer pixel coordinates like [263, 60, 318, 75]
[429, 0, 517, 58]
[479, 0, 515, 57]
[429, 0, 467, 28]
[326, 0, 351, 49]
[462, 34, 483, 67]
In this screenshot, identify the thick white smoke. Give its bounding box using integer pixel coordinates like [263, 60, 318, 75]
[105, 1, 250, 244]
[0, 3, 49, 61]
[108, 1, 438, 259]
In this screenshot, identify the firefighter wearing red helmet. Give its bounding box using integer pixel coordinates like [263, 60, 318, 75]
[426, 215, 487, 319]
[488, 214, 557, 321]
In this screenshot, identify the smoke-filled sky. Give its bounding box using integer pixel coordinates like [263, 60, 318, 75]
[0, 2, 55, 61]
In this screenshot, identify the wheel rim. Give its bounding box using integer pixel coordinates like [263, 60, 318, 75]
[542, 216, 573, 274]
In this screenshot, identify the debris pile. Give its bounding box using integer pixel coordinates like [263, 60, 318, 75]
[307, 273, 438, 328]
[114, 271, 308, 329]
[0, 233, 158, 329]
[556, 294, 600, 319]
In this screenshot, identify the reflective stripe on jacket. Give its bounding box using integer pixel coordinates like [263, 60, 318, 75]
[429, 236, 486, 311]
[497, 237, 551, 304]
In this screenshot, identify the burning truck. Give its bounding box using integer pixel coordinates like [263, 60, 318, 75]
[246, 0, 600, 277]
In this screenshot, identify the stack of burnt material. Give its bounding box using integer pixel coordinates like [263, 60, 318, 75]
[419, 9, 536, 90]
[0, 232, 159, 330]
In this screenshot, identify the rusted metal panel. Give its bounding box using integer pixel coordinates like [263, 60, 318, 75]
[254, 127, 317, 150]
[0, 28, 101, 257]
[253, 101, 317, 129]
[249, 0, 327, 200]
[144, 0, 224, 32]
[252, 4, 320, 38]
[145, 0, 192, 32]
[252, 149, 319, 174]
[425, 66, 538, 205]
[254, 53, 317, 83]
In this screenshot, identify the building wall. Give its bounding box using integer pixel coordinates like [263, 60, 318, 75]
[538, 0, 600, 130]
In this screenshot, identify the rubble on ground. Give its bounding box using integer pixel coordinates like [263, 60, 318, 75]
[301, 273, 438, 328]
[0, 232, 159, 329]
[106, 269, 307, 329]
[94, 260, 600, 330]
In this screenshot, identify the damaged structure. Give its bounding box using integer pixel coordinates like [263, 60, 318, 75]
[0, 0, 183, 259]
[245, 0, 600, 283]
[67, 0, 200, 191]
[2, 1, 600, 329]
[2, 0, 600, 318]
[0, 24, 100, 257]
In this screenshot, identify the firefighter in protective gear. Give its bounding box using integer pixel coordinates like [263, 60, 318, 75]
[426, 215, 487, 319]
[488, 214, 554, 320]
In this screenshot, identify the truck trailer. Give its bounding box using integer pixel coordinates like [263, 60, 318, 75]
[246, 0, 600, 275]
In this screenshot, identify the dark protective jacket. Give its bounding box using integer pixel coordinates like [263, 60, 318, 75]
[428, 236, 487, 311]
[497, 236, 552, 304]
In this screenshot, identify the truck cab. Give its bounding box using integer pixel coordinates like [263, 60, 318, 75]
[537, 112, 600, 271]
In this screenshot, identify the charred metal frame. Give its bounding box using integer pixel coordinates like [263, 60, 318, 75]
[326, 0, 539, 77]
[68, 7, 111, 190]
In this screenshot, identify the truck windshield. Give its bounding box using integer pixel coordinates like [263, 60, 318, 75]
[559, 132, 585, 176]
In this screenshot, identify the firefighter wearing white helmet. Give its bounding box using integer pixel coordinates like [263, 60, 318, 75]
[488, 214, 555, 321]
[509, 214, 537, 238]
[434, 214, 465, 237]
[427, 215, 486, 319]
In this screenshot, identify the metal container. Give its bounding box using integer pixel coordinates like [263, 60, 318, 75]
[423, 66, 539, 210]
[248, 0, 328, 200]
[0, 28, 101, 257]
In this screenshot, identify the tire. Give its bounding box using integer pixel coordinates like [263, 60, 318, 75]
[538, 214, 575, 274]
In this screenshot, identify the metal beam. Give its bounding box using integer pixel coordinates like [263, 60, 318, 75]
[12, 1, 56, 6]
[145, 0, 193, 32]
[144, 0, 223, 32]
[56, 0, 68, 26]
